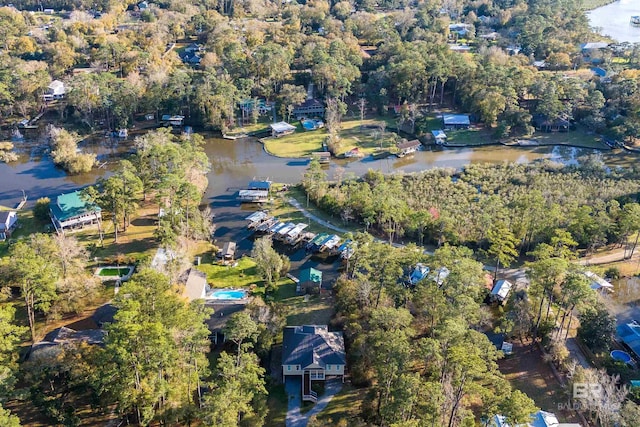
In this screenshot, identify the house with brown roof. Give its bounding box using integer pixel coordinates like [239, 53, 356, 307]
[396, 139, 421, 157]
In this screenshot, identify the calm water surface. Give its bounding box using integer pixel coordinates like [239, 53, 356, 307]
[0, 133, 633, 208]
[588, 0, 640, 43]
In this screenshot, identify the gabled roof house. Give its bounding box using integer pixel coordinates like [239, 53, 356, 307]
[50, 190, 102, 233]
[282, 325, 346, 402]
[183, 268, 208, 301]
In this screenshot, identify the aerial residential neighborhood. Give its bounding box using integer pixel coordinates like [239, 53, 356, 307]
[2, 0, 640, 426]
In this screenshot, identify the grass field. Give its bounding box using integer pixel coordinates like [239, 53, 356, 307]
[226, 116, 271, 136]
[197, 256, 262, 288]
[532, 125, 606, 149]
[0, 209, 46, 257]
[445, 128, 496, 146]
[263, 119, 401, 158]
[73, 202, 159, 263]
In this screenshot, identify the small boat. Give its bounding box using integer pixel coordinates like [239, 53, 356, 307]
[632, 16, 640, 26]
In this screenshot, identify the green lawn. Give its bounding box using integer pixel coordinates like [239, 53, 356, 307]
[263, 118, 401, 158]
[263, 122, 325, 157]
[226, 117, 271, 136]
[196, 255, 297, 297]
[197, 256, 263, 288]
[531, 126, 607, 149]
[73, 204, 159, 263]
[0, 209, 47, 258]
[97, 267, 131, 277]
[444, 128, 496, 146]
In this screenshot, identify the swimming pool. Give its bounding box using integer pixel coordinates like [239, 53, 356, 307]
[210, 289, 248, 300]
[301, 120, 316, 130]
[611, 350, 632, 364]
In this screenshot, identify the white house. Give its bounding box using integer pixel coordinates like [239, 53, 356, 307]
[43, 80, 66, 101]
[282, 325, 346, 402]
[490, 279, 513, 304]
[0, 211, 18, 240]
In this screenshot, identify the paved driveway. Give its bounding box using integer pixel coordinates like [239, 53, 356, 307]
[285, 377, 343, 427]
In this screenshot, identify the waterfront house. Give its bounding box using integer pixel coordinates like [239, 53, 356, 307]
[238, 189, 269, 203]
[182, 268, 207, 301]
[532, 114, 570, 132]
[432, 130, 447, 144]
[50, 190, 102, 232]
[0, 211, 18, 240]
[282, 325, 346, 402]
[396, 139, 421, 157]
[248, 180, 272, 191]
[490, 280, 513, 304]
[299, 267, 322, 293]
[270, 122, 296, 137]
[43, 80, 66, 101]
[292, 99, 325, 119]
[443, 114, 471, 129]
[220, 242, 236, 261]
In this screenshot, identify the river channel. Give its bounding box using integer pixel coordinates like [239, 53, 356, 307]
[0, 133, 634, 208]
[587, 0, 640, 43]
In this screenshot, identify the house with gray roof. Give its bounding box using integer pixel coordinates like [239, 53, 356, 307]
[29, 326, 107, 361]
[282, 325, 346, 402]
